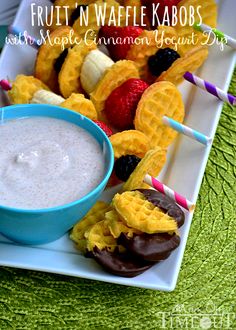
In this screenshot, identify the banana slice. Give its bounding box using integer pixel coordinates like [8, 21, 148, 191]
[80, 49, 114, 94]
[31, 89, 65, 105]
[30, 89, 98, 120]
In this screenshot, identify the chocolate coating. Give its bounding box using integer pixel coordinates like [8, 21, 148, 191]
[138, 189, 185, 227]
[118, 232, 180, 262]
[86, 189, 184, 277]
[92, 247, 154, 278]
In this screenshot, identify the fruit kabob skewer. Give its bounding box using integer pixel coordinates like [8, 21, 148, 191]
[3, 23, 231, 193]
[1, 25, 215, 199]
[7, 24, 236, 108]
[0, 75, 99, 121]
[0, 61, 212, 149]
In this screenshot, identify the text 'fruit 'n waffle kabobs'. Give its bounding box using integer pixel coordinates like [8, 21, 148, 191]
[1, 0, 236, 276]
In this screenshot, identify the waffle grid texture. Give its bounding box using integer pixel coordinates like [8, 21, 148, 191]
[113, 191, 177, 233]
[134, 81, 185, 149]
[0, 69, 235, 330]
[110, 130, 149, 159]
[58, 42, 96, 98]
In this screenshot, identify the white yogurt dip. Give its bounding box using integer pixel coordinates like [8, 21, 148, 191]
[0, 117, 105, 209]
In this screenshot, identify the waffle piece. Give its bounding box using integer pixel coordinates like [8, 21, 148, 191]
[105, 210, 142, 239]
[35, 26, 79, 92]
[70, 201, 112, 252]
[126, 26, 177, 81]
[8, 75, 50, 104]
[85, 219, 124, 252]
[109, 130, 149, 159]
[47, 0, 94, 32]
[73, 0, 126, 37]
[60, 93, 98, 120]
[156, 46, 209, 86]
[90, 60, 140, 115]
[123, 147, 166, 191]
[134, 81, 185, 149]
[175, 0, 217, 55]
[59, 42, 96, 98]
[92, 246, 153, 277]
[118, 232, 180, 262]
[113, 191, 178, 233]
[139, 189, 185, 228]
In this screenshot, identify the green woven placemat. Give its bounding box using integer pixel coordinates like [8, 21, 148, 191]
[0, 70, 235, 330]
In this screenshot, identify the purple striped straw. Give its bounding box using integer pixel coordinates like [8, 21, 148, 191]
[184, 72, 236, 106]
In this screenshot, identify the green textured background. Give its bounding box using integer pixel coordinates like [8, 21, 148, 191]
[0, 71, 235, 329]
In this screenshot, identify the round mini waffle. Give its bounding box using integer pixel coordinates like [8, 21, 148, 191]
[105, 210, 142, 239]
[60, 93, 98, 120]
[175, 0, 217, 55]
[58, 41, 96, 98]
[126, 26, 178, 82]
[70, 201, 112, 252]
[122, 147, 167, 191]
[134, 81, 185, 149]
[118, 232, 180, 262]
[90, 60, 140, 115]
[8, 75, 49, 104]
[138, 189, 185, 228]
[109, 130, 149, 159]
[85, 219, 124, 252]
[92, 246, 153, 277]
[35, 26, 79, 92]
[156, 46, 209, 85]
[113, 190, 178, 234]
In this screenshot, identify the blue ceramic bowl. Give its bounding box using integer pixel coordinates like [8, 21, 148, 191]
[0, 104, 114, 245]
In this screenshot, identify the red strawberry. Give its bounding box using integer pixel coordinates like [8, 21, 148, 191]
[93, 120, 113, 137]
[142, 0, 182, 28]
[104, 79, 149, 130]
[99, 26, 143, 61]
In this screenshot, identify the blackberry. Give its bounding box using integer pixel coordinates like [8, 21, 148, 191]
[114, 155, 141, 182]
[148, 48, 180, 77]
[54, 48, 69, 74]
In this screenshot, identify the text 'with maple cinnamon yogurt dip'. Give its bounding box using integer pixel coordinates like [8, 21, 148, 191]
[0, 117, 105, 209]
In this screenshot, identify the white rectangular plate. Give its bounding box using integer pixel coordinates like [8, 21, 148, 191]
[0, 0, 235, 291]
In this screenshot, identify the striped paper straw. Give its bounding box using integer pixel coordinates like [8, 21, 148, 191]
[184, 72, 236, 106]
[144, 174, 195, 212]
[0, 79, 12, 91]
[8, 25, 40, 50]
[193, 23, 236, 50]
[162, 116, 212, 146]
